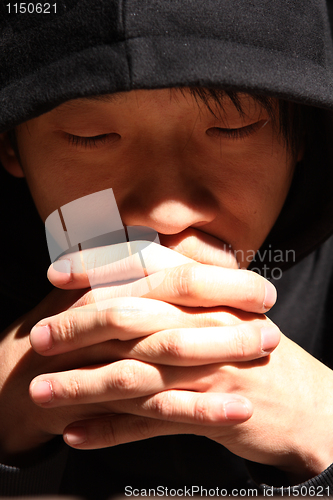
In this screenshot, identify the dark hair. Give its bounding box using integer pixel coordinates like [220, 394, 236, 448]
[185, 87, 313, 161]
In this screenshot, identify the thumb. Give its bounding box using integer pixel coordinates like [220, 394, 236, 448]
[159, 229, 238, 269]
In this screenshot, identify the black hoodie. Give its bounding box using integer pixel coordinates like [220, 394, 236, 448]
[1, 0, 333, 497]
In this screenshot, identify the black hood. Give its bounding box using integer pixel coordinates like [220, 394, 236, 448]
[1, 0, 333, 132]
[1, 0, 333, 318]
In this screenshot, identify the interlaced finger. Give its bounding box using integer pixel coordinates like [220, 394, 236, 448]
[62, 390, 253, 450]
[29, 355, 265, 409]
[30, 296, 270, 356]
[81, 263, 276, 313]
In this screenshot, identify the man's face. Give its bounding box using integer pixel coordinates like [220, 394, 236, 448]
[3, 89, 296, 268]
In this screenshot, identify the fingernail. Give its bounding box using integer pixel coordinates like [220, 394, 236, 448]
[31, 380, 53, 404]
[30, 325, 52, 352]
[64, 427, 87, 445]
[224, 400, 251, 420]
[263, 282, 277, 310]
[52, 259, 72, 283]
[261, 326, 280, 353]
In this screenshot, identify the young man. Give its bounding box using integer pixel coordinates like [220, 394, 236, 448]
[1, 0, 333, 497]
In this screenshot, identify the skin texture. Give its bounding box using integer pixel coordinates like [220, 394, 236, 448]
[0, 89, 333, 484]
[8, 90, 294, 268]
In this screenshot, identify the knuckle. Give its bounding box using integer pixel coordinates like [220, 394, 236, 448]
[103, 308, 122, 331]
[149, 392, 174, 419]
[63, 376, 81, 400]
[173, 264, 200, 298]
[56, 313, 78, 345]
[104, 307, 133, 334]
[193, 397, 210, 422]
[243, 272, 262, 306]
[159, 331, 186, 360]
[112, 361, 140, 395]
[232, 325, 253, 358]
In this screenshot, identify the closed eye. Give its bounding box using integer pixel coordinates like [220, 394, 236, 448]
[67, 133, 120, 148]
[206, 119, 270, 140]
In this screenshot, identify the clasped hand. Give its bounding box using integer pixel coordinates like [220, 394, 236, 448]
[28, 230, 276, 440]
[26, 229, 333, 482]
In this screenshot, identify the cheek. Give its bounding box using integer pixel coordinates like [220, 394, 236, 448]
[20, 149, 89, 222]
[226, 137, 292, 201]
[212, 155, 290, 219]
[211, 141, 293, 255]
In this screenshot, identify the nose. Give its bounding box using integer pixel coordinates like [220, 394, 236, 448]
[118, 163, 218, 235]
[123, 197, 217, 234]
